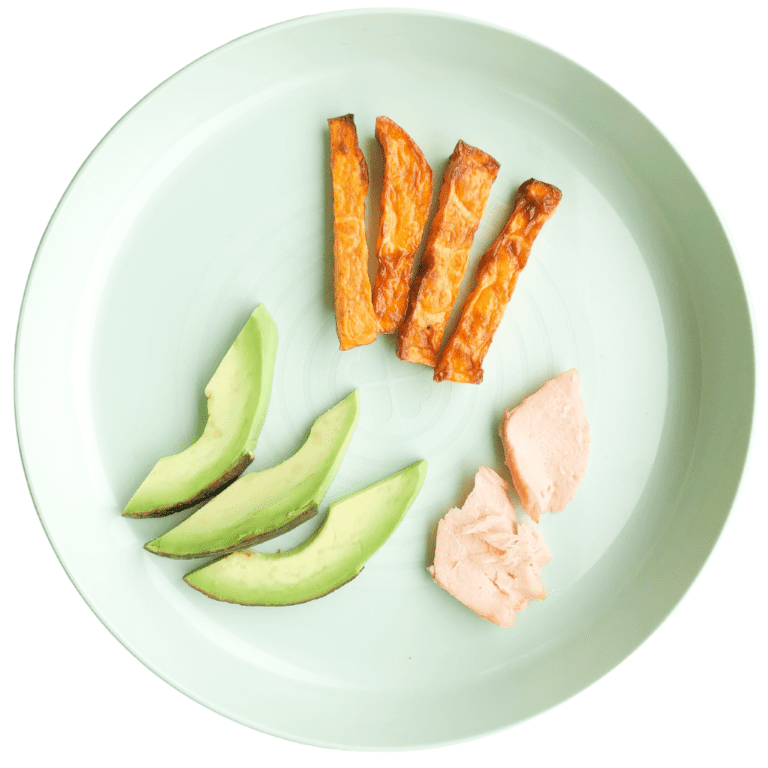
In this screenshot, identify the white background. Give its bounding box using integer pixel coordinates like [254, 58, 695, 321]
[3, 1, 766, 765]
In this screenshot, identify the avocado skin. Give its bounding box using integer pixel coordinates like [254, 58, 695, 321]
[183, 459, 428, 605]
[187, 560, 360, 606]
[144, 390, 360, 558]
[146, 503, 317, 559]
[128, 454, 253, 519]
[122, 305, 278, 518]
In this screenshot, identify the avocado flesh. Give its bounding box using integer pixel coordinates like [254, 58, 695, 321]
[184, 459, 428, 605]
[123, 305, 278, 518]
[144, 390, 360, 558]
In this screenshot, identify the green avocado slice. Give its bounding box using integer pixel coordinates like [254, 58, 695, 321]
[123, 305, 278, 518]
[144, 390, 360, 558]
[183, 459, 428, 605]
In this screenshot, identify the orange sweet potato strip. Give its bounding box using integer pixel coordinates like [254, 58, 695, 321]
[397, 140, 500, 366]
[373, 116, 433, 333]
[434, 179, 562, 384]
[328, 114, 378, 350]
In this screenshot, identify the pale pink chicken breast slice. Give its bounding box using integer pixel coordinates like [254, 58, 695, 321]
[428, 467, 551, 628]
[500, 368, 590, 523]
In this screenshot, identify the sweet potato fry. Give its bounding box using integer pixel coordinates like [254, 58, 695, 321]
[328, 114, 378, 350]
[397, 140, 500, 366]
[434, 179, 562, 383]
[373, 116, 433, 333]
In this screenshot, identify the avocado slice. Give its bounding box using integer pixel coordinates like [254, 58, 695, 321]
[144, 390, 360, 558]
[123, 305, 278, 518]
[183, 459, 428, 605]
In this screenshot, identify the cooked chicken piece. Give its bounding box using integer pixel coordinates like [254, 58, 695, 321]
[429, 466, 551, 628]
[373, 116, 433, 334]
[434, 179, 562, 383]
[397, 140, 500, 366]
[500, 369, 590, 523]
[328, 114, 378, 350]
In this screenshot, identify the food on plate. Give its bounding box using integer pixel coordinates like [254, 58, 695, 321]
[429, 467, 550, 628]
[500, 368, 590, 523]
[122, 305, 278, 519]
[434, 179, 562, 383]
[144, 390, 360, 558]
[397, 140, 500, 366]
[328, 114, 379, 350]
[372, 115, 433, 333]
[184, 460, 428, 605]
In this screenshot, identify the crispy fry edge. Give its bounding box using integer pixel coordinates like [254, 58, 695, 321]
[397, 140, 500, 366]
[328, 113, 378, 351]
[434, 178, 562, 383]
[373, 116, 433, 335]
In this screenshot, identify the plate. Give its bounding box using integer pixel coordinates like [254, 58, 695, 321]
[15, 9, 755, 749]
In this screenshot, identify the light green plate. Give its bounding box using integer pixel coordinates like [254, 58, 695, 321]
[14, 9, 755, 750]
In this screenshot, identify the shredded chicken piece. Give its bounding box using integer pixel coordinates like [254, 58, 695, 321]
[429, 467, 551, 627]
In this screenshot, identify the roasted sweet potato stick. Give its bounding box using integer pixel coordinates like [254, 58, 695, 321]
[328, 114, 378, 350]
[397, 140, 500, 366]
[434, 179, 562, 383]
[373, 116, 433, 333]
